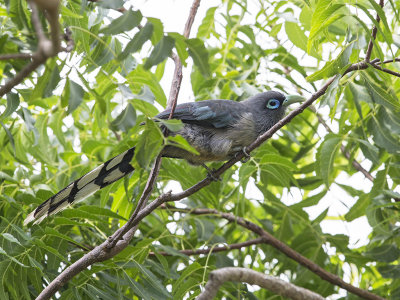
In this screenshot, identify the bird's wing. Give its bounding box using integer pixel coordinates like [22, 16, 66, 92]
[156, 100, 246, 128]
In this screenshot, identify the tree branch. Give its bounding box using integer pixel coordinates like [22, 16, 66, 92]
[0, 53, 33, 60]
[369, 61, 400, 77]
[171, 207, 385, 300]
[365, 0, 384, 62]
[0, 0, 66, 98]
[167, 0, 201, 113]
[197, 267, 324, 300]
[149, 237, 265, 256]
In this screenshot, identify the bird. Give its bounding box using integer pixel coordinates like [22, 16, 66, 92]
[24, 91, 292, 225]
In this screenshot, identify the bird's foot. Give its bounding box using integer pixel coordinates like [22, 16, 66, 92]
[240, 147, 251, 163]
[201, 163, 221, 181]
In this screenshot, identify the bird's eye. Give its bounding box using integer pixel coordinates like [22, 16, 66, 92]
[267, 99, 280, 109]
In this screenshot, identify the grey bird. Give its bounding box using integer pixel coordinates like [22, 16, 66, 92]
[25, 91, 293, 225]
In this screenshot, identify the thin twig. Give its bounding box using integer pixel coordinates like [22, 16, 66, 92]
[376, 58, 400, 64]
[0, 53, 33, 60]
[197, 267, 324, 300]
[30, 0, 47, 43]
[174, 207, 384, 300]
[167, 0, 201, 113]
[369, 62, 400, 77]
[149, 237, 265, 256]
[365, 0, 384, 62]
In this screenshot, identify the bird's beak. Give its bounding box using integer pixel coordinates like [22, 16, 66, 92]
[283, 95, 305, 106]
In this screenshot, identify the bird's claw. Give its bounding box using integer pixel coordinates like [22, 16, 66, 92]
[207, 170, 221, 182]
[240, 147, 251, 163]
[201, 163, 221, 181]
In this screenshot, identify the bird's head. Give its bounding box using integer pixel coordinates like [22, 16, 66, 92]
[244, 91, 302, 133]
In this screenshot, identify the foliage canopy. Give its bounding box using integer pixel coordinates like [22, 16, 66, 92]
[0, 0, 399, 298]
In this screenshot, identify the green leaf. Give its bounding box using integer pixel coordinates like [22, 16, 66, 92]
[185, 38, 210, 77]
[158, 119, 184, 132]
[166, 135, 199, 156]
[285, 22, 319, 58]
[134, 119, 164, 168]
[0, 247, 27, 267]
[1, 93, 19, 120]
[377, 265, 400, 279]
[44, 227, 80, 245]
[128, 66, 167, 106]
[168, 32, 188, 65]
[110, 103, 137, 132]
[17, 107, 39, 145]
[77, 205, 127, 220]
[259, 154, 297, 170]
[144, 36, 175, 69]
[173, 262, 203, 296]
[68, 80, 85, 113]
[269, 23, 282, 37]
[1, 233, 21, 246]
[197, 6, 217, 39]
[307, 42, 353, 82]
[43, 65, 61, 98]
[147, 17, 164, 44]
[368, 116, 400, 154]
[345, 194, 370, 222]
[119, 22, 153, 60]
[129, 261, 171, 298]
[0, 122, 15, 153]
[100, 10, 142, 35]
[307, 1, 345, 52]
[366, 244, 400, 263]
[363, 74, 400, 111]
[316, 133, 342, 186]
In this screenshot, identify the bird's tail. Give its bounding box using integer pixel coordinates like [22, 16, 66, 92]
[24, 147, 135, 225]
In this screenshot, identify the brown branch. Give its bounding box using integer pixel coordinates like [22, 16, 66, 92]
[376, 58, 400, 64]
[167, 0, 201, 114]
[149, 237, 265, 256]
[369, 62, 400, 77]
[197, 267, 324, 300]
[0, 53, 33, 60]
[0, 0, 64, 98]
[173, 207, 384, 300]
[365, 0, 384, 62]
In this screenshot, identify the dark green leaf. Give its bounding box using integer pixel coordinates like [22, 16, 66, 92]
[144, 36, 175, 69]
[134, 119, 164, 168]
[316, 133, 342, 186]
[366, 244, 400, 263]
[100, 10, 142, 35]
[1, 93, 19, 120]
[67, 80, 85, 113]
[185, 38, 210, 77]
[110, 103, 137, 132]
[197, 6, 217, 39]
[119, 22, 153, 60]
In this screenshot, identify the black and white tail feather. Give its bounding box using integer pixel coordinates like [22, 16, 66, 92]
[24, 147, 135, 225]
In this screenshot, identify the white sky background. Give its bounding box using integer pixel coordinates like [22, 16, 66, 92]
[135, 0, 373, 250]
